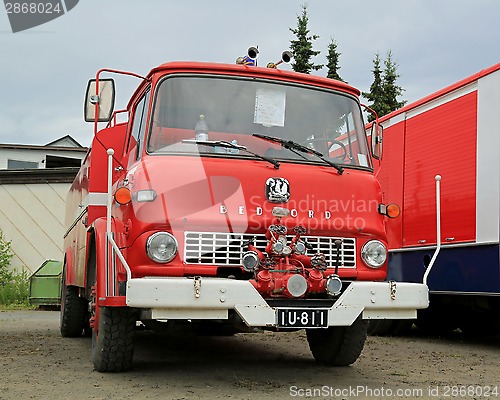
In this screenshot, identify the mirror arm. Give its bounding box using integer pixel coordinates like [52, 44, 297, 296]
[361, 103, 380, 123]
[96, 68, 149, 83]
[93, 69, 150, 136]
[361, 104, 383, 161]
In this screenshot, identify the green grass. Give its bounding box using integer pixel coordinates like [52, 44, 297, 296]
[0, 303, 36, 311]
[0, 268, 31, 307]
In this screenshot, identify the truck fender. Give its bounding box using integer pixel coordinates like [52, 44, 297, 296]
[90, 218, 111, 301]
[89, 217, 127, 301]
[62, 251, 73, 286]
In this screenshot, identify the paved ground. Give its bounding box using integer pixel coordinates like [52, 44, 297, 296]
[1, 310, 500, 399]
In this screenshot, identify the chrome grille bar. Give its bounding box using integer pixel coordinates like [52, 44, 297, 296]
[184, 231, 356, 268]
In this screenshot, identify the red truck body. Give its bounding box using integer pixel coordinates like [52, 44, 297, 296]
[376, 63, 500, 334]
[60, 58, 428, 371]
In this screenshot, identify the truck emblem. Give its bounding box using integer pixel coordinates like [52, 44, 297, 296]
[265, 177, 290, 203]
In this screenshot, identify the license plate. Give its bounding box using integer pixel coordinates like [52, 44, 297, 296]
[276, 309, 328, 328]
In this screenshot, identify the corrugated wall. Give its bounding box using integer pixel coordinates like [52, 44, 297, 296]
[402, 91, 478, 247]
[0, 182, 69, 274]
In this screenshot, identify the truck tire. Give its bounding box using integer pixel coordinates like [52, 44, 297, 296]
[92, 306, 137, 372]
[306, 317, 369, 366]
[60, 282, 86, 338]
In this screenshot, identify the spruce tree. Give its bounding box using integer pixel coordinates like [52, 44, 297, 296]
[383, 50, 407, 112]
[363, 53, 389, 122]
[326, 37, 345, 82]
[289, 4, 323, 74]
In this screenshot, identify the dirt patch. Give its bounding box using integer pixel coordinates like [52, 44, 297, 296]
[1, 311, 500, 399]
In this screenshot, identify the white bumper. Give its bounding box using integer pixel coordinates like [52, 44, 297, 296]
[126, 278, 428, 327]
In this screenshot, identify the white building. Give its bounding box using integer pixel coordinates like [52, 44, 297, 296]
[0, 135, 85, 170]
[0, 136, 87, 273]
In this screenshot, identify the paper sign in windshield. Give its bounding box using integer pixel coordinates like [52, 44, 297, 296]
[254, 88, 286, 127]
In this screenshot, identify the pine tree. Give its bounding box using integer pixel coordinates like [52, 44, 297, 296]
[326, 37, 345, 82]
[289, 4, 323, 74]
[383, 50, 407, 112]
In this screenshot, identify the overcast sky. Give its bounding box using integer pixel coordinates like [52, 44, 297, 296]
[1, 0, 499, 147]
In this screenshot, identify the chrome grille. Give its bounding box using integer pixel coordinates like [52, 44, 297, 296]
[184, 231, 356, 268]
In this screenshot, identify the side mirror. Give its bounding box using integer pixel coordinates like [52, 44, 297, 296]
[84, 79, 115, 122]
[371, 122, 383, 160]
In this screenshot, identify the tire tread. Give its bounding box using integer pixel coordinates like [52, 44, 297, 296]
[92, 307, 136, 372]
[307, 317, 368, 366]
[60, 285, 86, 337]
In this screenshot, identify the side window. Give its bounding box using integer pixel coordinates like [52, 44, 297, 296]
[128, 89, 151, 159]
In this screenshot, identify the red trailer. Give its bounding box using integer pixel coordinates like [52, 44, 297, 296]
[375, 63, 500, 335]
[59, 50, 428, 371]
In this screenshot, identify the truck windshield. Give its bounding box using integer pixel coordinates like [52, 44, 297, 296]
[147, 75, 372, 169]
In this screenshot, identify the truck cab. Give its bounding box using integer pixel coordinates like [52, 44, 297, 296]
[60, 59, 428, 372]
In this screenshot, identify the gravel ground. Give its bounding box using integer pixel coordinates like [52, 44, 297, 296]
[1, 310, 500, 400]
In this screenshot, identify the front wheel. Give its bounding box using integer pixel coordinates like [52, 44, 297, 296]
[92, 306, 137, 372]
[306, 317, 368, 366]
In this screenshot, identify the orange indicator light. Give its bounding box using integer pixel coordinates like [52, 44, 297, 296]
[114, 187, 132, 205]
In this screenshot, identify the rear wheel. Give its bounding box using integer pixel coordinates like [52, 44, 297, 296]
[391, 319, 414, 336]
[193, 320, 238, 336]
[92, 306, 137, 372]
[368, 319, 414, 336]
[415, 308, 458, 334]
[306, 317, 368, 366]
[458, 312, 500, 337]
[60, 267, 86, 337]
[367, 319, 394, 336]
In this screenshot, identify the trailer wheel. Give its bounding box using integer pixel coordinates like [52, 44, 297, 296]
[60, 268, 86, 337]
[306, 317, 368, 366]
[92, 306, 137, 372]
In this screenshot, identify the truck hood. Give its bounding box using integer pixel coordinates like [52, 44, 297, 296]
[119, 155, 385, 239]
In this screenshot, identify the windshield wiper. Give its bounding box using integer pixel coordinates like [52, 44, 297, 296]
[182, 139, 280, 169]
[252, 133, 344, 175]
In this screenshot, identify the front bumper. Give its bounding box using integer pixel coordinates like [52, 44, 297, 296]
[126, 277, 428, 327]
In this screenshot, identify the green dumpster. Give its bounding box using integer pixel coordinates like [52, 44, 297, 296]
[29, 260, 62, 307]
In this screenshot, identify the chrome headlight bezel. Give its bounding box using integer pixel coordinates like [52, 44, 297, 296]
[146, 232, 178, 263]
[242, 251, 259, 272]
[361, 240, 387, 268]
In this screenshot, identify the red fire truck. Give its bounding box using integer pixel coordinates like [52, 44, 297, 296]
[60, 50, 428, 371]
[373, 63, 500, 336]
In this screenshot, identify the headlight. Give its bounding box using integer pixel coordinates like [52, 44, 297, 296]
[361, 240, 387, 268]
[146, 232, 178, 263]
